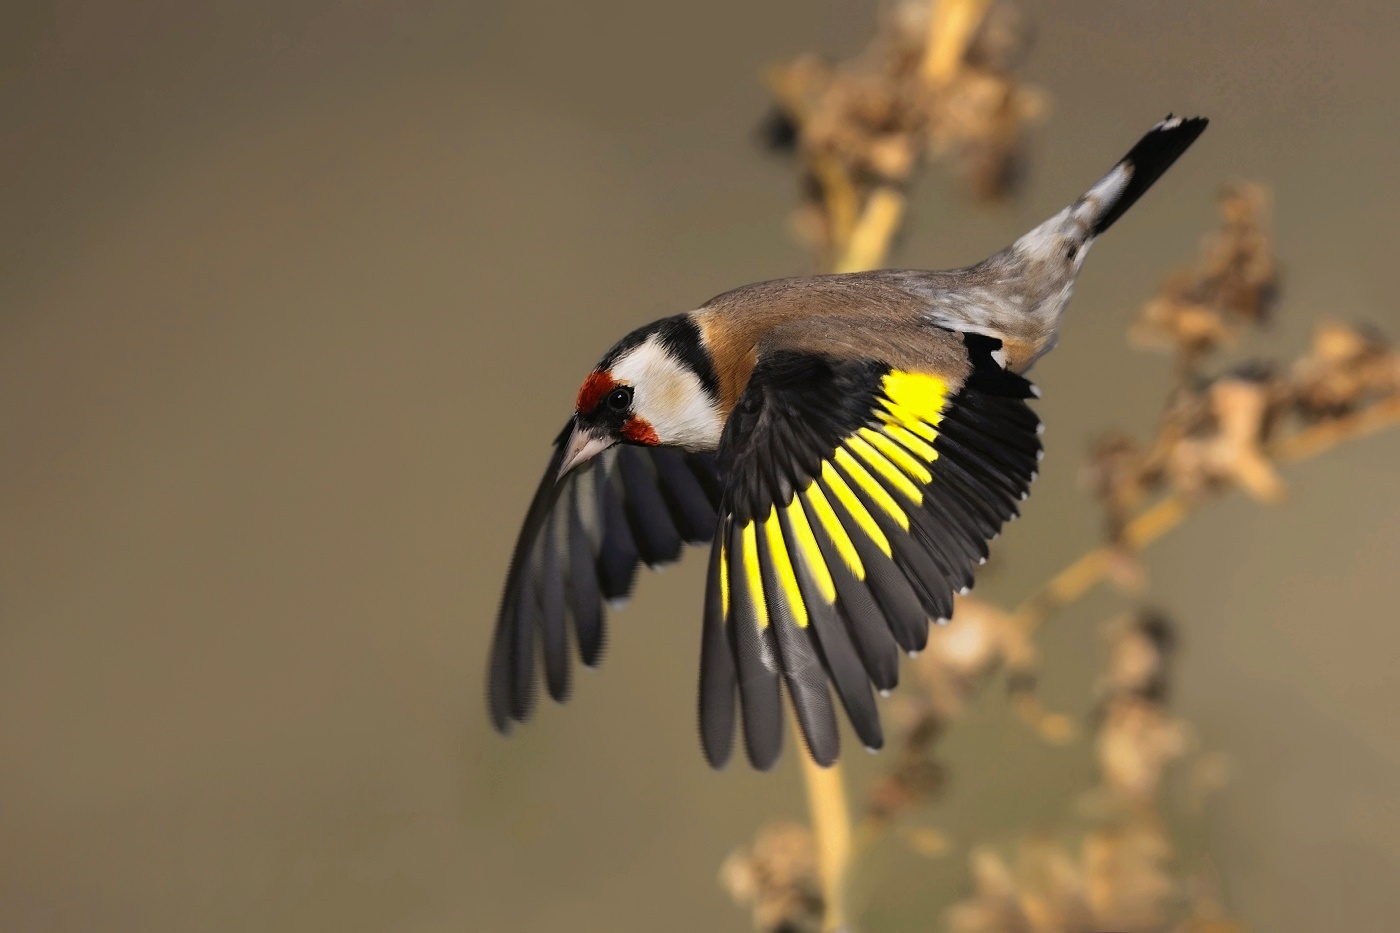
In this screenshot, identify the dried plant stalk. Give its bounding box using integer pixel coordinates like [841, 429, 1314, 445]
[755, 2, 1042, 929]
[762, 0, 1047, 268]
[843, 196, 1400, 924]
[922, 0, 994, 86]
[799, 749, 854, 931]
[1015, 390, 1400, 638]
[726, 3, 1400, 931]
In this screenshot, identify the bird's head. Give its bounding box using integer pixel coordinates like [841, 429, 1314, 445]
[557, 316, 723, 478]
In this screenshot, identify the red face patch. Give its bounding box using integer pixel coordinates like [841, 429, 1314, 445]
[576, 370, 616, 413]
[622, 416, 660, 446]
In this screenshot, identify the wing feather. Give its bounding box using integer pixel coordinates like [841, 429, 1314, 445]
[819, 466, 929, 656]
[759, 515, 840, 766]
[596, 462, 641, 601]
[489, 426, 720, 734]
[699, 535, 738, 768]
[493, 329, 1042, 764]
[510, 555, 539, 721]
[726, 519, 785, 770]
[566, 484, 606, 666]
[652, 447, 719, 540]
[779, 504, 884, 751]
[618, 446, 684, 566]
[698, 339, 1042, 766]
[804, 490, 902, 692]
[923, 448, 1015, 536]
[540, 503, 571, 702]
[937, 417, 1036, 493]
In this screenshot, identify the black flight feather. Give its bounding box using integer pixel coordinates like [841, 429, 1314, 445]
[804, 495, 902, 692]
[699, 533, 737, 768]
[727, 521, 785, 771]
[595, 462, 641, 600]
[489, 425, 721, 735]
[652, 447, 718, 541]
[540, 506, 571, 703]
[758, 526, 840, 766]
[779, 507, 884, 750]
[618, 446, 683, 566]
[817, 477, 928, 655]
[566, 488, 605, 667]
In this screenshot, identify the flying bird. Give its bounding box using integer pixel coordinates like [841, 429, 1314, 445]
[488, 116, 1208, 769]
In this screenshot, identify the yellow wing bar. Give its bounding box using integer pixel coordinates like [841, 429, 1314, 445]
[721, 368, 952, 635]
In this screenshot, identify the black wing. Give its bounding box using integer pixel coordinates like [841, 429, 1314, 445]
[699, 340, 1042, 769]
[489, 422, 721, 733]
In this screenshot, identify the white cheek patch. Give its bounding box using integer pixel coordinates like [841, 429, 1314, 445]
[610, 336, 723, 450]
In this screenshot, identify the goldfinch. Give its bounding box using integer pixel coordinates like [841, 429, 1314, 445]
[488, 116, 1208, 769]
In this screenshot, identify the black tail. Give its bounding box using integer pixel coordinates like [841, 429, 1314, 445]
[1090, 115, 1208, 236]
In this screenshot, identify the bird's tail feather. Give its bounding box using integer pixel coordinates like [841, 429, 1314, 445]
[1081, 115, 1209, 237]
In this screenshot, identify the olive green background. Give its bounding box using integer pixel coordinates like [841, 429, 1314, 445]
[2, 1, 1398, 930]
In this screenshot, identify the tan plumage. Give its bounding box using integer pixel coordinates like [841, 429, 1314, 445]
[488, 116, 1208, 768]
[695, 274, 976, 413]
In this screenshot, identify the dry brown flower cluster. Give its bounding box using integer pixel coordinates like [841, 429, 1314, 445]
[1090, 184, 1400, 541]
[1093, 613, 1184, 807]
[869, 598, 1046, 822]
[1130, 183, 1280, 368]
[921, 182, 1400, 929]
[1292, 319, 1400, 419]
[945, 824, 1235, 933]
[945, 613, 1239, 933]
[764, 0, 1048, 267]
[721, 822, 825, 933]
[722, 5, 1400, 931]
[1086, 368, 1288, 543]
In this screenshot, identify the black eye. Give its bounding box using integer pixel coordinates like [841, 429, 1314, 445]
[606, 386, 633, 412]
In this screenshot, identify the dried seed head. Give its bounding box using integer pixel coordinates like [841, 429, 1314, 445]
[1130, 182, 1280, 369]
[765, 0, 1048, 259]
[720, 822, 823, 933]
[1291, 319, 1400, 418]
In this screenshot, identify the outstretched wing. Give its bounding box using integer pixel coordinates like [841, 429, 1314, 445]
[489, 422, 721, 733]
[699, 335, 1042, 769]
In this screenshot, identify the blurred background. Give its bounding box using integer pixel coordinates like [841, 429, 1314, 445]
[2, 1, 1398, 930]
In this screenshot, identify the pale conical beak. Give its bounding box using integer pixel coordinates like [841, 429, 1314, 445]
[557, 424, 614, 481]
